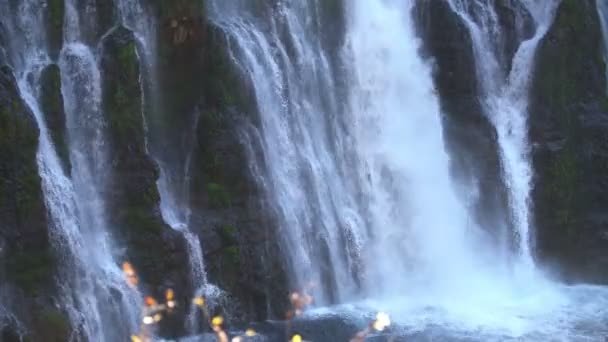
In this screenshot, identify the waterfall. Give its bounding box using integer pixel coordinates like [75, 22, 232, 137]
[116, 1, 222, 330]
[209, 0, 367, 304]
[446, 0, 561, 273]
[208, 0, 506, 306]
[345, 0, 501, 298]
[1, 1, 141, 340]
[598, 0, 608, 91]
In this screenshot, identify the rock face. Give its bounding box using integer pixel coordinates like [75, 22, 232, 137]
[39, 63, 70, 175]
[0, 65, 69, 342]
[100, 25, 192, 336]
[148, 0, 290, 321]
[45, 0, 64, 60]
[414, 0, 512, 243]
[530, 0, 608, 283]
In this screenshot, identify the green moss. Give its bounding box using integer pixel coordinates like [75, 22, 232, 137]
[202, 110, 221, 126]
[224, 246, 240, 266]
[105, 39, 142, 148]
[118, 42, 138, 76]
[36, 309, 71, 342]
[6, 250, 55, 295]
[40, 64, 70, 174]
[0, 103, 41, 215]
[558, 0, 584, 28]
[0, 68, 55, 297]
[217, 225, 237, 245]
[45, 0, 64, 57]
[47, 0, 64, 27]
[206, 182, 231, 207]
[122, 205, 164, 234]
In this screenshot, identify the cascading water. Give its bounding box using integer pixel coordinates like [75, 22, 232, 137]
[446, 0, 560, 273]
[4, 0, 608, 340]
[208, 0, 367, 304]
[209, 0, 608, 340]
[116, 1, 222, 330]
[60, 40, 142, 341]
[209, 0, 503, 306]
[1, 1, 141, 340]
[347, 0, 490, 295]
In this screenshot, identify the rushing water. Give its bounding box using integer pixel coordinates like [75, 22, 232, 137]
[4, 0, 608, 340]
[208, 0, 503, 304]
[209, 0, 369, 305]
[446, 0, 560, 273]
[1, 1, 141, 340]
[116, 0, 225, 333]
[207, 0, 608, 341]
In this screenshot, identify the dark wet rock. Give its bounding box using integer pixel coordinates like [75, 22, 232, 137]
[145, 0, 290, 322]
[39, 63, 70, 175]
[530, 0, 608, 283]
[71, 0, 115, 45]
[100, 25, 192, 337]
[0, 64, 54, 297]
[0, 64, 72, 342]
[414, 0, 512, 244]
[45, 0, 64, 60]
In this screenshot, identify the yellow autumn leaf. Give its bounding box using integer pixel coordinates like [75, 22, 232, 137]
[193, 296, 205, 306]
[212, 316, 224, 326]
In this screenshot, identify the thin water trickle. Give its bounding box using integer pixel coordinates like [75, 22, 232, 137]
[117, 0, 223, 332]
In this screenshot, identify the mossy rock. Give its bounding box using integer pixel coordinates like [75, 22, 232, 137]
[5, 250, 55, 295]
[40, 64, 70, 175]
[34, 309, 71, 342]
[206, 182, 231, 208]
[0, 65, 56, 296]
[100, 28, 193, 329]
[45, 0, 64, 59]
[217, 225, 237, 245]
[101, 26, 142, 151]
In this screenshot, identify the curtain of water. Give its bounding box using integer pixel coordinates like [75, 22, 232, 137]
[208, 0, 509, 306]
[208, 0, 367, 304]
[1, 1, 142, 340]
[446, 0, 561, 274]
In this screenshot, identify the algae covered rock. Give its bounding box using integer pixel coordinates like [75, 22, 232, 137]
[40, 63, 70, 174]
[0, 65, 55, 296]
[45, 0, 64, 59]
[0, 64, 72, 342]
[100, 25, 192, 336]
